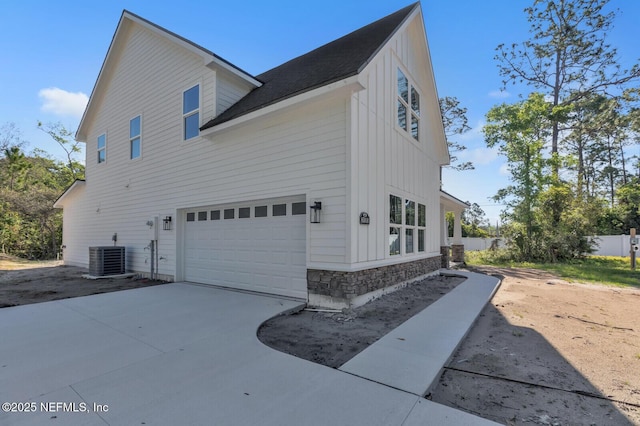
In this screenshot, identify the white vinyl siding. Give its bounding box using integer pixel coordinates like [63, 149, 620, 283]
[61, 10, 445, 280]
[66, 22, 348, 276]
[216, 73, 253, 116]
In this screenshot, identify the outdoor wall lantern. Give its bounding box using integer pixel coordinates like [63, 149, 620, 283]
[310, 201, 322, 223]
[163, 216, 172, 231]
[359, 212, 370, 225]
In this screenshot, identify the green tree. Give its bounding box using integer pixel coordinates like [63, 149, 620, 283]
[37, 121, 84, 180]
[462, 203, 490, 237]
[496, 0, 640, 175]
[2, 146, 31, 191]
[440, 96, 473, 171]
[0, 122, 26, 152]
[0, 124, 83, 259]
[484, 93, 551, 259]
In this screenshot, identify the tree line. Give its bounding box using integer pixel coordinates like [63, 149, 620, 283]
[481, 0, 640, 262]
[0, 122, 84, 259]
[2, 1, 638, 263]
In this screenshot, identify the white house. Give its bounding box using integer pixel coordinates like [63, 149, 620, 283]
[55, 3, 467, 308]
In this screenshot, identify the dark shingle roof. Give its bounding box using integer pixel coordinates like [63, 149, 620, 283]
[201, 3, 418, 130]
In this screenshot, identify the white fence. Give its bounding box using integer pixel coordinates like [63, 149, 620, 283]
[461, 235, 634, 257]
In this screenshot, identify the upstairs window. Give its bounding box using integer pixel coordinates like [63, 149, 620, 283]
[183, 84, 200, 140]
[130, 116, 141, 159]
[97, 133, 106, 163]
[397, 68, 420, 141]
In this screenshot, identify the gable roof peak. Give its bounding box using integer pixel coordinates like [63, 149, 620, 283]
[202, 2, 420, 130]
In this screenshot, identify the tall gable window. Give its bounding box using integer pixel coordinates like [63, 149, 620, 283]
[130, 116, 141, 159]
[97, 133, 106, 163]
[183, 84, 199, 140]
[397, 68, 420, 141]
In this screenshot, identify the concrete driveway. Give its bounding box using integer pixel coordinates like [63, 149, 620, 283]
[1, 282, 496, 425]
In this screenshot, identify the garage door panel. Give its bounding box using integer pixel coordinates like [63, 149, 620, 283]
[184, 198, 307, 300]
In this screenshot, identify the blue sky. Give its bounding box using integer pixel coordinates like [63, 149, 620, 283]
[1, 0, 639, 225]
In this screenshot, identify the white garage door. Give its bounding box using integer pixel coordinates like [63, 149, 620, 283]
[183, 197, 307, 300]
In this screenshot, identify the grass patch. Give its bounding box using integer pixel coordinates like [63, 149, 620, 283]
[465, 251, 639, 288]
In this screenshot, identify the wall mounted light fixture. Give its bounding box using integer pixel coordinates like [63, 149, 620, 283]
[309, 201, 322, 223]
[163, 216, 172, 231]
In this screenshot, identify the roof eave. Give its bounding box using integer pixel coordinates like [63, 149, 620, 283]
[53, 179, 86, 208]
[440, 190, 469, 211]
[76, 10, 261, 142]
[201, 75, 365, 137]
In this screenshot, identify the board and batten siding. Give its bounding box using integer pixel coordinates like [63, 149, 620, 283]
[347, 14, 443, 268]
[68, 20, 349, 277]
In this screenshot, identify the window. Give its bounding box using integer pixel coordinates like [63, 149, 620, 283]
[390, 195, 402, 225]
[224, 209, 235, 219]
[239, 207, 250, 218]
[130, 116, 141, 159]
[389, 195, 427, 256]
[186, 212, 195, 222]
[292, 202, 306, 215]
[183, 85, 199, 140]
[397, 68, 420, 141]
[418, 203, 426, 252]
[273, 204, 286, 216]
[97, 134, 106, 163]
[211, 210, 220, 220]
[198, 211, 207, 221]
[389, 228, 401, 256]
[389, 195, 402, 256]
[405, 200, 415, 253]
[255, 206, 268, 217]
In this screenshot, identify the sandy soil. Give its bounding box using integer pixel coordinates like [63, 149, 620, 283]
[0, 255, 167, 308]
[2, 256, 639, 424]
[260, 266, 640, 425]
[431, 266, 640, 425]
[258, 274, 463, 368]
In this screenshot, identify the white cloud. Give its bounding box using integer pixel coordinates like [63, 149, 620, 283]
[488, 90, 511, 99]
[468, 146, 500, 165]
[39, 87, 89, 119]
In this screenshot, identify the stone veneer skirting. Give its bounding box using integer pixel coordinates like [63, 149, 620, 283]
[307, 255, 441, 308]
[440, 246, 450, 268]
[451, 244, 465, 262]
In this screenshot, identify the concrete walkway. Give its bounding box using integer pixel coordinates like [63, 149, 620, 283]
[0, 272, 501, 426]
[340, 270, 501, 396]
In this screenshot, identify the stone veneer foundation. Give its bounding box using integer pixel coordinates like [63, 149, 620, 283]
[451, 244, 465, 262]
[307, 255, 442, 308]
[440, 246, 450, 268]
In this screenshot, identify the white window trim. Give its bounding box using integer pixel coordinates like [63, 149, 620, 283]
[396, 66, 421, 143]
[388, 193, 428, 258]
[183, 83, 201, 141]
[97, 133, 106, 164]
[129, 115, 142, 160]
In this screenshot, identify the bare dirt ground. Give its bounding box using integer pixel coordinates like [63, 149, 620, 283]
[260, 266, 640, 425]
[432, 266, 640, 425]
[0, 254, 166, 308]
[2, 256, 639, 424]
[258, 274, 464, 368]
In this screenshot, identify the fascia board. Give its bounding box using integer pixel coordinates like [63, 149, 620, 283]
[201, 75, 364, 137]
